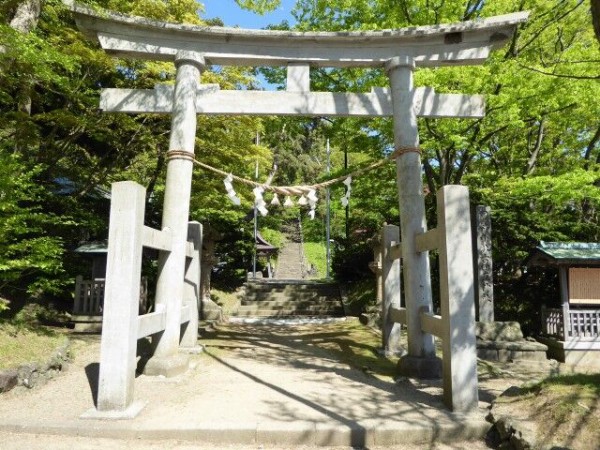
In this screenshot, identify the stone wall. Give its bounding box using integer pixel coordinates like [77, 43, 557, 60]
[0, 339, 70, 394]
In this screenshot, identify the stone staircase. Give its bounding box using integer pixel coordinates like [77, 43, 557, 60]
[274, 218, 306, 280]
[274, 242, 305, 279]
[234, 280, 345, 318]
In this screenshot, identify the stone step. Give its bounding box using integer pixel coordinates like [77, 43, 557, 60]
[245, 282, 338, 292]
[246, 282, 337, 288]
[236, 276, 344, 319]
[233, 308, 344, 317]
[241, 299, 342, 307]
[238, 303, 343, 312]
[244, 290, 339, 303]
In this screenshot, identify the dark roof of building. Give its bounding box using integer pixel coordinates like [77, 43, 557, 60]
[256, 232, 278, 255]
[526, 241, 600, 267]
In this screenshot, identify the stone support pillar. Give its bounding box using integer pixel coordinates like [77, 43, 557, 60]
[559, 266, 570, 340]
[437, 186, 478, 412]
[386, 56, 440, 377]
[180, 221, 202, 349]
[382, 224, 403, 355]
[94, 181, 146, 417]
[146, 51, 205, 376]
[474, 205, 494, 322]
[369, 248, 383, 308]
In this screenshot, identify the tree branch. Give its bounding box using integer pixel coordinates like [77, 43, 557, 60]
[518, 1, 585, 54]
[518, 63, 600, 80]
[584, 124, 600, 169]
[525, 118, 545, 176]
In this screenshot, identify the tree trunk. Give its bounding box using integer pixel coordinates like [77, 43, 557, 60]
[200, 238, 218, 303]
[525, 119, 545, 176]
[8, 0, 42, 151]
[199, 226, 223, 303]
[592, 0, 600, 43]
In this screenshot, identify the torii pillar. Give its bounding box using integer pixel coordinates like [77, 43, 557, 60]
[387, 56, 441, 377]
[144, 51, 205, 376]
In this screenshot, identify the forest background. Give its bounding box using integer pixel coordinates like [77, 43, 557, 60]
[0, 0, 599, 333]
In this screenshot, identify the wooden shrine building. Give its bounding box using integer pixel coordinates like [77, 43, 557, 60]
[528, 241, 600, 369]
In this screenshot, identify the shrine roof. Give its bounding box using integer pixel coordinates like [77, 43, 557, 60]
[526, 242, 600, 267]
[256, 232, 278, 255]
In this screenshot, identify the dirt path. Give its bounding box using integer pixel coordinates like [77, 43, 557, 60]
[0, 321, 561, 449]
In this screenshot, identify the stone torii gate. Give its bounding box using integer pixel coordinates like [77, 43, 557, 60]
[68, 2, 527, 415]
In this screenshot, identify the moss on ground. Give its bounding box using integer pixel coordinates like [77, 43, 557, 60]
[199, 319, 397, 381]
[494, 373, 600, 450]
[0, 323, 67, 369]
[210, 288, 241, 316]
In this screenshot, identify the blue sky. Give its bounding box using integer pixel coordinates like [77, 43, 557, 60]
[201, 0, 296, 28]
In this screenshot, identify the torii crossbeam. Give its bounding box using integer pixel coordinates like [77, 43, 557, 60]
[67, 1, 527, 416]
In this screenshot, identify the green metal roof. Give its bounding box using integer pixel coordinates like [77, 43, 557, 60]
[527, 241, 600, 267]
[74, 241, 108, 254]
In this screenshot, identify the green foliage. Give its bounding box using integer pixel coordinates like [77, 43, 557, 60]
[0, 321, 66, 369]
[1, 0, 598, 330]
[0, 152, 68, 297]
[235, 0, 281, 15]
[0, 0, 268, 311]
[343, 278, 376, 316]
[303, 241, 327, 278]
[281, 0, 600, 326]
[260, 228, 284, 249]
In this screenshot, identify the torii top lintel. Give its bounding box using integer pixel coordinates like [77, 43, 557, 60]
[68, 2, 528, 68]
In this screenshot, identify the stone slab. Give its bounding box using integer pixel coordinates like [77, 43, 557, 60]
[143, 354, 189, 377]
[80, 401, 147, 420]
[256, 421, 315, 446]
[314, 422, 375, 448]
[477, 340, 548, 351]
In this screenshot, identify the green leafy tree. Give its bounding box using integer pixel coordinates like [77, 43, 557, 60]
[257, 0, 600, 324]
[0, 0, 270, 312]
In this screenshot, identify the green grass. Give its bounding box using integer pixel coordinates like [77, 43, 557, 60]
[303, 241, 328, 278]
[344, 278, 377, 315]
[0, 322, 67, 369]
[260, 228, 285, 249]
[524, 373, 600, 396]
[210, 288, 241, 316]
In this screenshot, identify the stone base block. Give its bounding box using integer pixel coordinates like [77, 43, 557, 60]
[143, 354, 189, 378]
[397, 355, 442, 379]
[180, 344, 205, 355]
[377, 348, 407, 358]
[476, 340, 548, 362]
[72, 316, 103, 333]
[80, 401, 147, 420]
[201, 298, 223, 321]
[537, 336, 600, 371]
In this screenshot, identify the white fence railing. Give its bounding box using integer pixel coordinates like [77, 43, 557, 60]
[541, 306, 600, 340]
[569, 309, 600, 339]
[541, 306, 563, 338]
